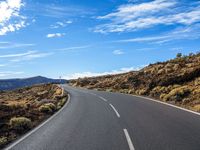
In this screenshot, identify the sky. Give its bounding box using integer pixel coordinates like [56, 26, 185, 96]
[0, 0, 200, 79]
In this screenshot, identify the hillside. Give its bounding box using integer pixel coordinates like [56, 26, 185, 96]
[0, 76, 67, 91]
[70, 53, 200, 112]
[0, 84, 68, 148]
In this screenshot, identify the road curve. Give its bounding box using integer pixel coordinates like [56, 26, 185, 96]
[5, 84, 200, 150]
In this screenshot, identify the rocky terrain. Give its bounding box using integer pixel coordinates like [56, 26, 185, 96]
[71, 53, 200, 113]
[0, 84, 68, 148]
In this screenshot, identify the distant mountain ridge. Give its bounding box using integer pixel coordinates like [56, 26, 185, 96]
[0, 76, 67, 91]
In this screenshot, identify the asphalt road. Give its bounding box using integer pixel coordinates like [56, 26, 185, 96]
[5, 85, 200, 150]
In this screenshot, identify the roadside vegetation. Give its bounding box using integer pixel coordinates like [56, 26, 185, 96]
[71, 52, 200, 113]
[0, 84, 68, 148]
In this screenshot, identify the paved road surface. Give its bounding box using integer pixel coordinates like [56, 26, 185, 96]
[6, 85, 200, 150]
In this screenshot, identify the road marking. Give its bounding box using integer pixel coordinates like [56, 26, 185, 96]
[98, 96, 107, 102]
[109, 104, 120, 118]
[133, 95, 200, 116]
[5, 92, 71, 150]
[89, 93, 97, 96]
[123, 129, 135, 150]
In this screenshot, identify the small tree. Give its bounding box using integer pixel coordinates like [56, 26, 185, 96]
[176, 53, 182, 58]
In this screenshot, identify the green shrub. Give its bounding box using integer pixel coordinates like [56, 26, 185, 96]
[9, 117, 31, 131]
[0, 136, 7, 146]
[39, 103, 56, 113]
[176, 53, 182, 58]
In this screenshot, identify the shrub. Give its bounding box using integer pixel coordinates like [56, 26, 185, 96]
[176, 53, 182, 58]
[163, 86, 191, 102]
[57, 98, 67, 110]
[9, 117, 32, 131]
[136, 89, 147, 95]
[193, 104, 200, 112]
[106, 89, 113, 92]
[194, 77, 200, 86]
[0, 136, 7, 146]
[128, 89, 135, 94]
[39, 103, 56, 113]
[192, 88, 200, 94]
[160, 93, 166, 100]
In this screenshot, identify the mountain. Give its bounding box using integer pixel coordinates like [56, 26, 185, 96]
[70, 53, 200, 112]
[0, 76, 67, 91]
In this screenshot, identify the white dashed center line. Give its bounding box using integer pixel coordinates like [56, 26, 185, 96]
[123, 129, 135, 150]
[98, 96, 108, 102]
[109, 104, 120, 118]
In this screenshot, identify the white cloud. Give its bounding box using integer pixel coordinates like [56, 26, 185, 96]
[58, 45, 91, 51]
[0, 64, 7, 67]
[0, 42, 35, 49]
[0, 71, 23, 77]
[64, 66, 145, 79]
[46, 33, 65, 38]
[0, 0, 27, 35]
[115, 24, 200, 44]
[0, 51, 36, 58]
[113, 50, 124, 55]
[50, 20, 73, 29]
[94, 0, 200, 33]
[0, 51, 53, 62]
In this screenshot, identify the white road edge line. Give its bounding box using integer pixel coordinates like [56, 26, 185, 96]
[123, 129, 135, 150]
[5, 90, 71, 150]
[109, 104, 120, 118]
[133, 95, 200, 116]
[98, 96, 107, 102]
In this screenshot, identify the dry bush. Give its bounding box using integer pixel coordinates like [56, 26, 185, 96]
[128, 89, 135, 94]
[192, 104, 200, 112]
[39, 103, 56, 113]
[194, 77, 200, 86]
[163, 86, 191, 102]
[9, 117, 32, 131]
[192, 88, 200, 94]
[0, 136, 7, 146]
[57, 98, 67, 110]
[136, 89, 147, 95]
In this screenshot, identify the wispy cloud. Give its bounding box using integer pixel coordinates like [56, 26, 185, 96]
[50, 20, 73, 29]
[113, 50, 124, 55]
[58, 45, 91, 51]
[94, 0, 200, 33]
[0, 42, 35, 49]
[64, 66, 145, 79]
[0, 64, 7, 67]
[0, 71, 23, 77]
[115, 24, 200, 44]
[0, 0, 27, 35]
[29, 4, 95, 19]
[0, 51, 53, 62]
[46, 33, 65, 38]
[0, 51, 35, 58]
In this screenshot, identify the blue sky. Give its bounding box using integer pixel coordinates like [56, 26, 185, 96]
[0, 0, 200, 79]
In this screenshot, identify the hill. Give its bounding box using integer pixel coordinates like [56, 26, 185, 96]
[70, 53, 200, 112]
[0, 76, 67, 91]
[0, 84, 68, 148]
